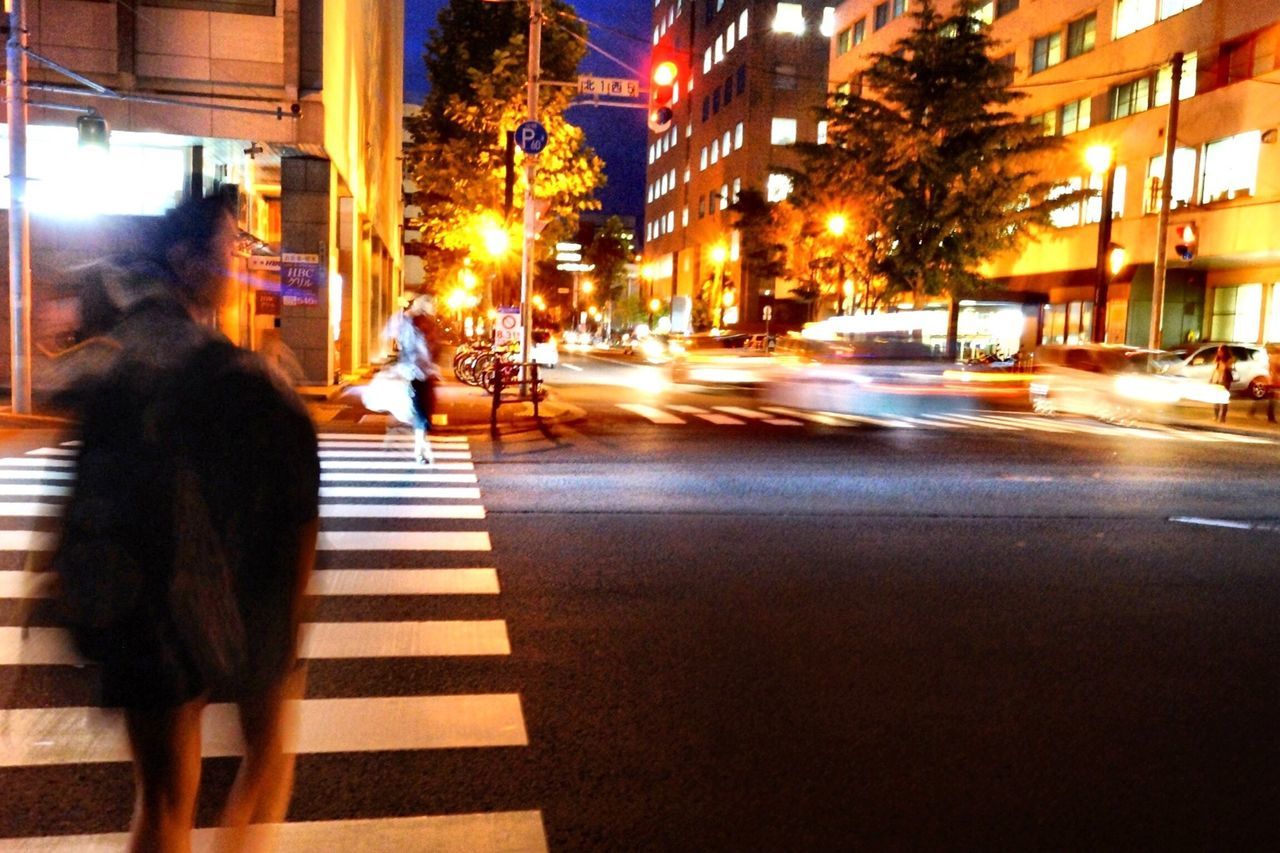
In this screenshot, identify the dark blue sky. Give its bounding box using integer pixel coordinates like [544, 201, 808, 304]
[405, 0, 652, 224]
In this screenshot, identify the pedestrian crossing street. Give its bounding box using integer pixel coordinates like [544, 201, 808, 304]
[616, 403, 1272, 444]
[0, 434, 548, 851]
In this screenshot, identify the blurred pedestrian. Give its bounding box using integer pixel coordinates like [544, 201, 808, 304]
[1267, 346, 1280, 423]
[396, 300, 441, 464]
[51, 192, 320, 853]
[1210, 343, 1235, 423]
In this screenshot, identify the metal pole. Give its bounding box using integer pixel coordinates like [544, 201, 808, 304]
[519, 0, 541, 395]
[1092, 164, 1116, 342]
[1150, 52, 1184, 351]
[7, 0, 31, 414]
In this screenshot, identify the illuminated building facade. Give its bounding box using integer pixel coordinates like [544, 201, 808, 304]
[829, 0, 1280, 349]
[1, 0, 404, 385]
[644, 1, 832, 332]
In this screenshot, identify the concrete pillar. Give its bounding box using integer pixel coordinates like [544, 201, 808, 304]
[280, 156, 332, 384]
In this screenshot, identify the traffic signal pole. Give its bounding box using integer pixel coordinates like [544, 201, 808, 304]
[1149, 51, 1184, 351]
[7, 0, 32, 414]
[519, 0, 542, 395]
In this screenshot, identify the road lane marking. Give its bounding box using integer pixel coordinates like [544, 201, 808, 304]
[0, 694, 528, 766]
[0, 485, 69, 497]
[318, 449, 472, 460]
[0, 811, 549, 853]
[1169, 516, 1261, 530]
[695, 413, 746, 425]
[667, 404, 709, 414]
[24, 449, 74, 457]
[319, 486, 481, 500]
[319, 503, 485, 519]
[318, 432, 468, 443]
[0, 571, 54, 598]
[320, 460, 474, 471]
[308, 568, 500, 596]
[0, 470, 73, 481]
[616, 403, 685, 424]
[561, 362, 583, 371]
[317, 530, 490, 551]
[0, 458, 74, 468]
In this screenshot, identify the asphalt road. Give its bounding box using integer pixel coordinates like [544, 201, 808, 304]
[1, 351, 1277, 849]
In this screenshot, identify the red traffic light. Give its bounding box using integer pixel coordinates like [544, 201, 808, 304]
[1174, 222, 1198, 261]
[648, 59, 679, 133]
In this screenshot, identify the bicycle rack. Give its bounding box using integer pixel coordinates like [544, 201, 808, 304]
[490, 360, 545, 429]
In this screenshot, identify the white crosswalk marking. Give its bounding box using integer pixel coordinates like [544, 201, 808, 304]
[0, 435, 545, 843]
[318, 432, 468, 443]
[760, 406, 851, 427]
[616, 403, 686, 424]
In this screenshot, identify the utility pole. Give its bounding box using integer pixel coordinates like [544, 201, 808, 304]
[519, 0, 541, 393]
[7, 0, 31, 414]
[1149, 52, 1184, 351]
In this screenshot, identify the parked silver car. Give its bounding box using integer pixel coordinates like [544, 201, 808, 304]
[1157, 343, 1271, 399]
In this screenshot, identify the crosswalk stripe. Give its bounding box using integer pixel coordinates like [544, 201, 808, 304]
[1, 621, 510, 665]
[979, 413, 1079, 434]
[821, 411, 916, 429]
[316, 531, 491, 551]
[667, 404, 709, 414]
[320, 460, 474, 471]
[933, 412, 1020, 431]
[764, 418, 805, 426]
[308, 568, 500, 596]
[0, 810, 549, 853]
[319, 503, 485, 519]
[0, 694, 528, 767]
[0, 484, 69, 497]
[695, 413, 745, 425]
[319, 486, 482, 500]
[0, 531, 54, 550]
[0, 567, 505, 599]
[919, 414, 973, 428]
[25, 449, 74, 457]
[760, 406, 850, 427]
[712, 406, 767, 419]
[616, 403, 685, 424]
[0, 470, 74, 481]
[319, 471, 478, 483]
[318, 432, 468, 443]
[0, 458, 74, 468]
[0, 502, 62, 516]
[319, 449, 472, 459]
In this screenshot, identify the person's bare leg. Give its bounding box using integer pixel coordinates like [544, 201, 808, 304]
[125, 698, 206, 853]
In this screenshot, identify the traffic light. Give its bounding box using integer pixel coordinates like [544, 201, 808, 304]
[648, 59, 678, 134]
[1174, 222, 1198, 261]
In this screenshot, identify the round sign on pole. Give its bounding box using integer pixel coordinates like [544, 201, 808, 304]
[515, 120, 548, 155]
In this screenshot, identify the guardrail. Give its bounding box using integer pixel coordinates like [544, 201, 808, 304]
[490, 360, 545, 429]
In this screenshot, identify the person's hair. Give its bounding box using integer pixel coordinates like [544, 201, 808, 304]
[145, 189, 237, 304]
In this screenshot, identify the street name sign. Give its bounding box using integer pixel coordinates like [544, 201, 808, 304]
[577, 76, 640, 99]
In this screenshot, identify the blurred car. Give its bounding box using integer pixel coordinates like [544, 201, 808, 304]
[1030, 343, 1225, 421]
[530, 329, 558, 368]
[669, 333, 776, 386]
[1156, 342, 1271, 399]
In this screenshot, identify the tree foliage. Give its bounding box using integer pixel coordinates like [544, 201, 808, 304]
[406, 0, 605, 288]
[798, 0, 1078, 306]
[584, 216, 632, 299]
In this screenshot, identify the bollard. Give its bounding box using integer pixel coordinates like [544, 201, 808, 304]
[531, 361, 540, 420]
[490, 357, 502, 429]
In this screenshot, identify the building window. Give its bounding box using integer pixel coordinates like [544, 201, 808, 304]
[736, 64, 747, 94]
[726, 22, 736, 53]
[1060, 97, 1091, 135]
[719, 184, 729, 209]
[724, 78, 734, 105]
[1145, 147, 1196, 213]
[1200, 130, 1261, 204]
[700, 147, 708, 170]
[997, 0, 1019, 14]
[1210, 284, 1263, 342]
[732, 177, 742, 203]
[1154, 52, 1197, 105]
[874, 2, 889, 30]
[771, 118, 798, 145]
[773, 3, 806, 35]
[1029, 109, 1057, 136]
[1161, 0, 1203, 19]
[1049, 177, 1083, 228]
[740, 8, 749, 38]
[1109, 77, 1151, 120]
[892, 0, 907, 16]
[1085, 166, 1126, 222]
[817, 120, 828, 144]
[702, 97, 710, 122]
[734, 122, 744, 148]
[141, 0, 275, 14]
[1031, 32, 1061, 73]
[853, 18, 866, 44]
[711, 139, 720, 164]
[774, 64, 798, 90]
[837, 26, 853, 56]
[766, 173, 793, 202]
[723, 130, 732, 154]
[713, 89, 721, 113]
[1066, 14, 1095, 59]
[972, 2, 994, 25]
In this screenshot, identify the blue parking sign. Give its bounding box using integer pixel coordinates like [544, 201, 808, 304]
[515, 121, 548, 155]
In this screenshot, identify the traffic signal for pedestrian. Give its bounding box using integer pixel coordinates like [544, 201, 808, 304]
[648, 60, 678, 134]
[1174, 222, 1198, 261]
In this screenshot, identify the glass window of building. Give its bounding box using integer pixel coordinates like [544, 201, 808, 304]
[892, 0, 907, 17]
[821, 7, 836, 37]
[766, 173, 793, 202]
[972, 2, 994, 25]
[732, 177, 742, 203]
[720, 184, 729, 209]
[771, 117, 798, 145]
[723, 130, 732, 155]
[1066, 14, 1095, 59]
[1030, 109, 1058, 136]
[700, 147, 708, 170]
[734, 122, 744, 148]
[1211, 284, 1262, 342]
[1154, 52, 1197, 106]
[1060, 97, 1091, 135]
[1145, 148, 1196, 212]
[773, 3, 806, 34]
[775, 64, 798, 90]
[1049, 177, 1083, 228]
[997, 0, 1019, 14]
[724, 78, 734, 105]
[702, 97, 711, 121]
[714, 34, 725, 64]
[1085, 166, 1126, 222]
[1032, 32, 1062, 73]
[740, 8, 749, 37]
[736, 64, 747, 94]
[1109, 76, 1151, 120]
[817, 120, 828, 144]
[711, 139, 720, 164]
[713, 89, 721, 113]
[853, 17, 866, 44]
[703, 48, 712, 73]
[698, 196, 706, 218]
[1201, 130, 1261, 203]
[874, 2, 889, 29]
[1115, 0, 1157, 38]
[837, 26, 852, 55]
[726, 23, 736, 53]
[1160, 0, 1201, 21]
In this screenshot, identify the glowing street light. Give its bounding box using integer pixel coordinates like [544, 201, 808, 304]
[826, 213, 848, 237]
[648, 297, 661, 328]
[477, 215, 511, 260]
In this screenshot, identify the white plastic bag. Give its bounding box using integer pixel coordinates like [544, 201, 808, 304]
[362, 367, 415, 424]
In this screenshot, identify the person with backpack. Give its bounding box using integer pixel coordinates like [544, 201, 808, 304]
[51, 192, 320, 852]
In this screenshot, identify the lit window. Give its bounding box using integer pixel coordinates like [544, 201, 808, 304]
[711, 140, 719, 164]
[972, 2, 994, 25]
[700, 147, 708, 170]
[892, 0, 907, 16]
[773, 3, 805, 35]
[726, 23, 736, 53]
[821, 7, 836, 38]
[771, 117, 798, 145]
[723, 130, 732, 155]
[732, 177, 741, 202]
[667, 211, 675, 231]
[1201, 130, 1261, 204]
[1049, 177, 1083, 228]
[714, 35, 724, 64]
[734, 122, 744, 148]
[837, 27, 852, 55]
[720, 184, 729, 210]
[1085, 166, 1126, 222]
[1032, 32, 1062, 73]
[1029, 109, 1057, 136]
[817, 120, 828, 144]
[766, 173, 793, 202]
[682, 207, 689, 227]
[684, 167, 691, 182]
[1066, 14, 1095, 59]
[1210, 283, 1262, 342]
[653, 26, 660, 46]
[853, 18, 866, 44]
[1154, 52, 1197, 106]
[1145, 147, 1196, 213]
[1109, 76, 1151, 120]
[1060, 98, 1091, 135]
[1115, 0, 1157, 39]
[740, 8, 748, 38]
[703, 48, 712, 74]
[1160, 0, 1202, 20]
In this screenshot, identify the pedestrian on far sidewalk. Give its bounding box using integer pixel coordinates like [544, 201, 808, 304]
[1266, 345, 1280, 423]
[1210, 344, 1235, 423]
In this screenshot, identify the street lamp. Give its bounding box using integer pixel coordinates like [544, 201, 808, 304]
[648, 297, 661, 328]
[719, 285, 736, 328]
[826, 214, 850, 316]
[1085, 143, 1117, 343]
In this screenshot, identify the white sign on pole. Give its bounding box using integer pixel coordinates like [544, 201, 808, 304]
[494, 308, 522, 346]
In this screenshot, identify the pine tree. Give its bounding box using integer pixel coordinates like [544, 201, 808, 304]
[802, 0, 1076, 311]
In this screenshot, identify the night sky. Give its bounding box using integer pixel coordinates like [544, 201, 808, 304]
[405, 0, 652, 225]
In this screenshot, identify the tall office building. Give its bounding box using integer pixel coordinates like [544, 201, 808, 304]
[645, 1, 832, 331]
[829, 0, 1280, 351]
